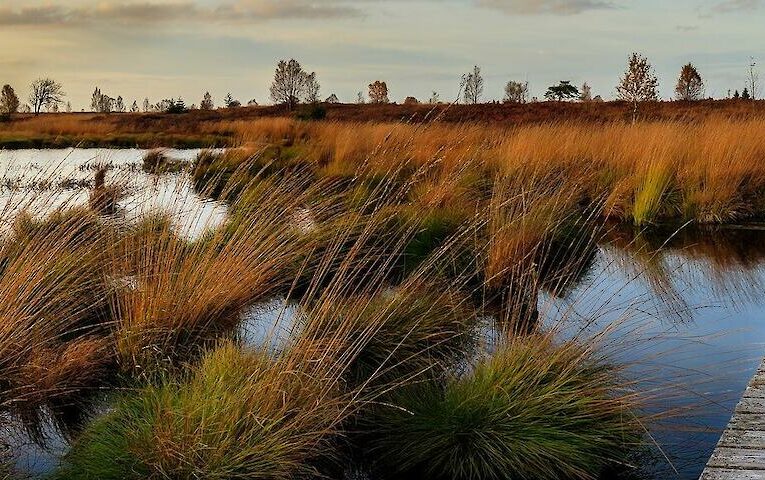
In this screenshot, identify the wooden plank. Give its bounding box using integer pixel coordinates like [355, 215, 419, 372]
[707, 447, 765, 469]
[743, 386, 765, 399]
[701, 468, 765, 480]
[717, 430, 765, 450]
[727, 414, 765, 431]
[702, 356, 765, 478]
[736, 397, 765, 415]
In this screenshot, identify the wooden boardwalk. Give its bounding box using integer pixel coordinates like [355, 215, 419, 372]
[701, 360, 765, 479]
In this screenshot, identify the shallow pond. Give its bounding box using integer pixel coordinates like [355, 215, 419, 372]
[2, 149, 765, 479]
[0, 148, 226, 237]
[542, 226, 765, 479]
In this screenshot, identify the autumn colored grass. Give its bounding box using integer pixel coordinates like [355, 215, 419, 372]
[192, 116, 765, 226]
[0, 116, 687, 479]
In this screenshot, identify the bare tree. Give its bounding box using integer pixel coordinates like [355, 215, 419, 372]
[131, 100, 139, 112]
[65, 101, 72, 113]
[675, 63, 704, 101]
[91, 88, 102, 112]
[0, 85, 20, 116]
[463, 65, 484, 104]
[270, 59, 315, 109]
[325, 93, 339, 104]
[200, 92, 214, 110]
[428, 91, 440, 104]
[580, 82, 593, 102]
[747, 57, 760, 100]
[29, 78, 64, 115]
[305, 72, 320, 103]
[616, 53, 659, 123]
[368, 81, 389, 104]
[115, 96, 125, 112]
[91, 87, 117, 113]
[143, 98, 150, 112]
[503, 80, 529, 104]
[356, 91, 365, 104]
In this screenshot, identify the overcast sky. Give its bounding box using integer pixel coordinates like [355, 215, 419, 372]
[1, 0, 763, 109]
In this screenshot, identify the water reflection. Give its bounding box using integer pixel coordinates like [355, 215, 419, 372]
[543, 224, 765, 479]
[0, 148, 227, 239]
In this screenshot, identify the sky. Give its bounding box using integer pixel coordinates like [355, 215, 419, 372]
[1, 0, 763, 110]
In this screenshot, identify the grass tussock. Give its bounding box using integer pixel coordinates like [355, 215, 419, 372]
[0, 207, 114, 433]
[58, 342, 348, 480]
[364, 336, 641, 480]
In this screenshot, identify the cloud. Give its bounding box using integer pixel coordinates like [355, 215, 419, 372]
[711, 0, 762, 13]
[215, 0, 361, 20]
[474, 0, 617, 15]
[0, 1, 361, 26]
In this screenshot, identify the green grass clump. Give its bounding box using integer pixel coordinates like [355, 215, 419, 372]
[632, 163, 677, 226]
[400, 206, 469, 276]
[58, 342, 345, 480]
[364, 337, 641, 480]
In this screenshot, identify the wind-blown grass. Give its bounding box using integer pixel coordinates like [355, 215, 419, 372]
[56, 341, 348, 480]
[364, 336, 642, 480]
[0, 207, 114, 433]
[0, 120, 660, 480]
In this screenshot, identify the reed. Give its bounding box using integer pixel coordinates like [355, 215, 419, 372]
[0, 207, 115, 434]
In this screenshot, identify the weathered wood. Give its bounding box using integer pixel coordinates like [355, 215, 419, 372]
[707, 447, 765, 469]
[702, 357, 765, 478]
[737, 398, 765, 415]
[700, 469, 765, 480]
[717, 430, 765, 450]
[743, 385, 765, 399]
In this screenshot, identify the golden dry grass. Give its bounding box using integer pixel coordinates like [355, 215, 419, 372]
[217, 117, 765, 225]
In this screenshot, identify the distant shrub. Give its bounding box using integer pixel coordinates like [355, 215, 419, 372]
[142, 149, 185, 174]
[165, 99, 187, 114]
[295, 104, 327, 121]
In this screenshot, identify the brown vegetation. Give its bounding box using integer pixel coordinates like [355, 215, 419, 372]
[2, 100, 765, 148]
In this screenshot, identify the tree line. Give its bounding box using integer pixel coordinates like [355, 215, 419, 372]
[0, 54, 760, 118]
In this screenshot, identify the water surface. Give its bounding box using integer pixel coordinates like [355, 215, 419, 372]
[543, 226, 765, 479]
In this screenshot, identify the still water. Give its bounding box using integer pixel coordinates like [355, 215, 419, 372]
[542, 226, 765, 479]
[1, 149, 765, 479]
[0, 148, 226, 237]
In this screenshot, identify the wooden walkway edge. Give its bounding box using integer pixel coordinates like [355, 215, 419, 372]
[701, 360, 765, 479]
